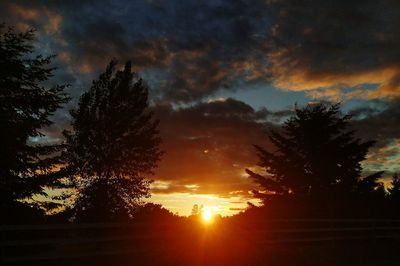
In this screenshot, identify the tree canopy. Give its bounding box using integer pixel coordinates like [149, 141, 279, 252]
[63, 60, 162, 222]
[0, 24, 68, 217]
[389, 173, 400, 199]
[247, 103, 379, 200]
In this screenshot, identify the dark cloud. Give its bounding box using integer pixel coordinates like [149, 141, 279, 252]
[352, 101, 400, 147]
[3, 0, 400, 102]
[347, 101, 400, 175]
[0, 0, 274, 103]
[264, 0, 400, 99]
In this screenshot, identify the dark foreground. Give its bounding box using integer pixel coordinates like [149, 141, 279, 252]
[2, 219, 400, 266]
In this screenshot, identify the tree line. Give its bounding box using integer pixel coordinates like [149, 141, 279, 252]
[1, 25, 399, 224]
[1, 25, 161, 223]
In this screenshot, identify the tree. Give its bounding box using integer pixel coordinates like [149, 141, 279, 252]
[0, 24, 68, 218]
[389, 173, 400, 199]
[356, 171, 385, 197]
[247, 103, 376, 199]
[135, 203, 179, 222]
[63, 60, 162, 222]
[190, 204, 203, 216]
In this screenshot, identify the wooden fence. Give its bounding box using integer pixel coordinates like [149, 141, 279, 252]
[1, 219, 400, 264]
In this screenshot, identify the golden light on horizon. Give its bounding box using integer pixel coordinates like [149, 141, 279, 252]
[202, 209, 213, 223]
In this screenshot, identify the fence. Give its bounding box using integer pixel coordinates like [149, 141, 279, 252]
[1, 219, 400, 264]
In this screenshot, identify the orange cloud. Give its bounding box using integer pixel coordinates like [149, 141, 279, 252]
[7, 3, 62, 36]
[8, 3, 39, 20]
[268, 47, 400, 100]
[230, 59, 269, 82]
[79, 63, 93, 74]
[263, 0, 400, 101]
[58, 52, 71, 62]
[44, 9, 62, 35]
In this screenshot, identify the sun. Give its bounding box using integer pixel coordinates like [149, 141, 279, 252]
[202, 209, 213, 223]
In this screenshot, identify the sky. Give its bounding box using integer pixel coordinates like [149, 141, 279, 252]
[2, 0, 400, 216]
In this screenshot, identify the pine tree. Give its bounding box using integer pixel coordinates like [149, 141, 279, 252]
[356, 171, 385, 196]
[0, 24, 68, 218]
[247, 103, 376, 199]
[63, 61, 162, 222]
[389, 173, 400, 199]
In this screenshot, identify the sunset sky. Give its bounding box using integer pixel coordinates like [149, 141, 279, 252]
[2, 0, 400, 216]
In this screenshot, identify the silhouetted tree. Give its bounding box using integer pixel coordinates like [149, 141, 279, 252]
[356, 171, 386, 197]
[0, 24, 68, 219]
[191, 204, 203, 216]
[63, 60, 162, 222]
[389, 173, 400, 199]
[135, 203, 179, 223]
[247, 103, 377, 199]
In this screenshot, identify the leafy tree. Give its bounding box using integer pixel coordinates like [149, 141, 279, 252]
[63, 60, 162, 222]
[190, 204, 203, 216]
[135, 203, 179, 222]
[247, 103, 377, 199]
[0, 24, 68, 218]
[389, 173, 400, 199]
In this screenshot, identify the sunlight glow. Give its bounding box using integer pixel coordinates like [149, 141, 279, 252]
[202, 209, 213, 223]
[148, 192, 261, 216]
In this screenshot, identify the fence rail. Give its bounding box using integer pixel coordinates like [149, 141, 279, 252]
[1, 219, 400, 264]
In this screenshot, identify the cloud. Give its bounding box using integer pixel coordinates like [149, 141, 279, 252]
[151, 98, 283, 197]
[264, 0, 400, 100]
[349, 101, 400, 175]
[57, 0, 400, 102]
[3, 0, 400, 103]
[0, 0, 275, 103]
[352, 102, 400, 147]
[8, 3, 39, 20]
[44, 8, 62, 35]
[4, 2, 63, 35]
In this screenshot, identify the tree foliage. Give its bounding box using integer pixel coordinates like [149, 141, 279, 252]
[63, 60, 162, 222]
[0, 24, 68, 214]
[389, 173, 400, 199]
[190, 204, 203, 216]
[247, 103, 379, 199]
